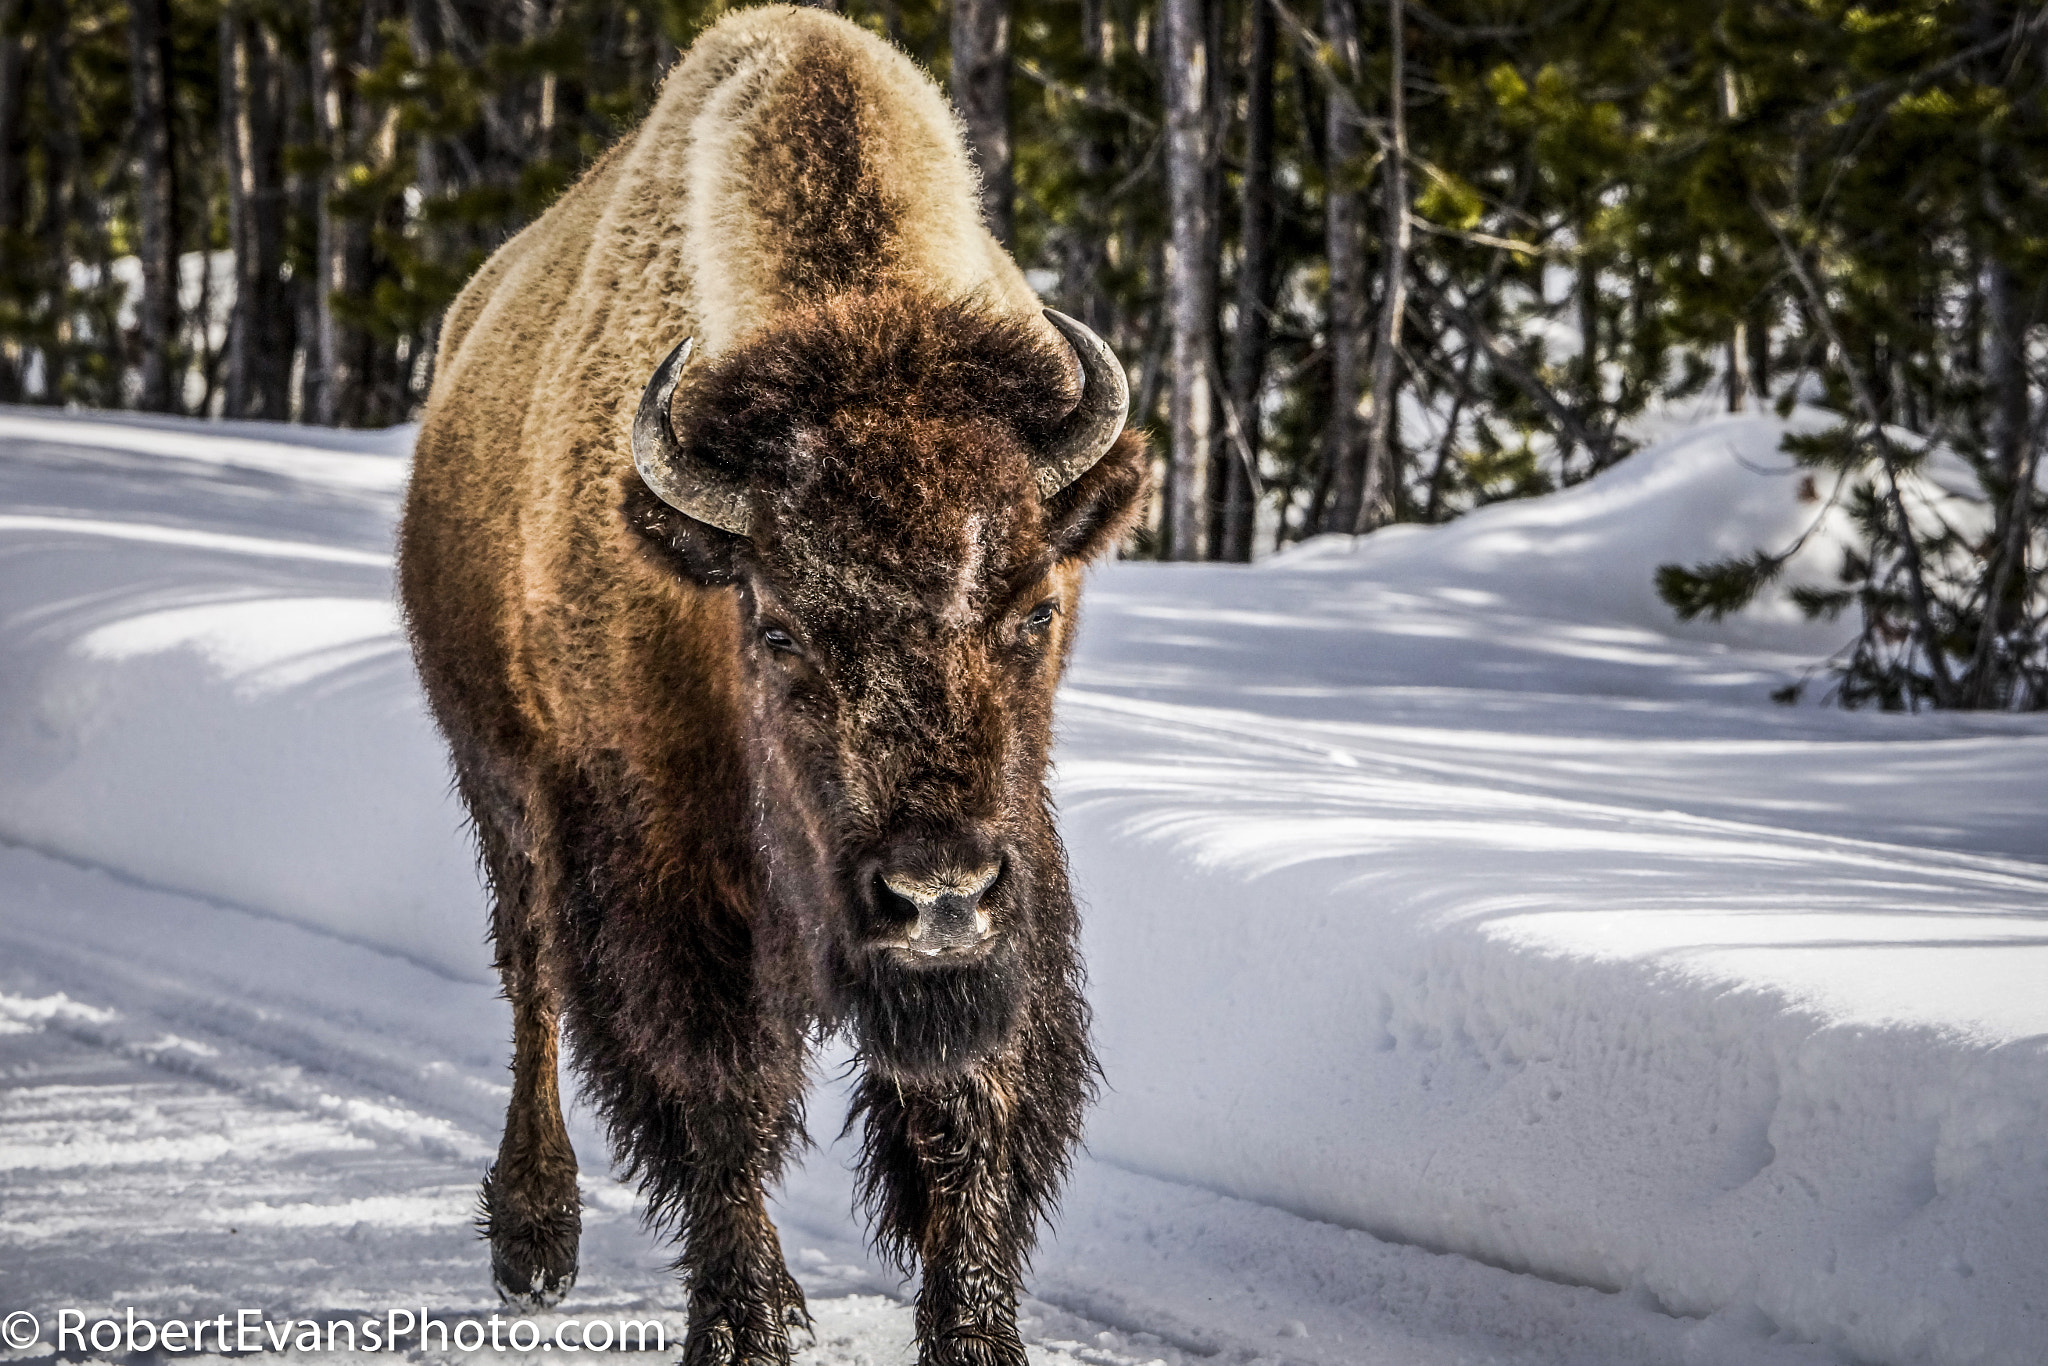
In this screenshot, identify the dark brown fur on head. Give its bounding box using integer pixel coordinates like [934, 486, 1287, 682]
[628, 288, 1148, 1080]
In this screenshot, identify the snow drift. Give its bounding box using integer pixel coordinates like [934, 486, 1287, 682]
[1, 404, 2043, 1366]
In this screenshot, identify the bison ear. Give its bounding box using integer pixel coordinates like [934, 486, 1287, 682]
[1045, 429, 1149, 564]
[622, 476, 744, 587]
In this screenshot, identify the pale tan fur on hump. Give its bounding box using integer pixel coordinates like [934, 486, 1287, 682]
[673, 6, 1037, 353]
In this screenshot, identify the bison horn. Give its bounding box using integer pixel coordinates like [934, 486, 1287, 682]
[1033, 309, 1130, 499]
[632, 337, 756, 538]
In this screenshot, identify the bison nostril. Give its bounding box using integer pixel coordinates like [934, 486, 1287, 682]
[875, 873, 919, 928]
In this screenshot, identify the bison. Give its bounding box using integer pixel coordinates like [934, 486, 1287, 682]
[397, 7, 1149, 1364]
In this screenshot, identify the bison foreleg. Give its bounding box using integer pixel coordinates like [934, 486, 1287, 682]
[624, 1092, 809, 1366]
[677, 1164, 809, 1366]
[482, 993, 581, 1308]
[854, 1040, 1089, 1366]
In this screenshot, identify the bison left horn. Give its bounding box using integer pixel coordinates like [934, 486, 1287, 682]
[631, 336, 756, 538]
[1033, 309, 1130, 500]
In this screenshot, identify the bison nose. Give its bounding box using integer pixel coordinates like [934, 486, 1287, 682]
[879, 861, 1001, 955]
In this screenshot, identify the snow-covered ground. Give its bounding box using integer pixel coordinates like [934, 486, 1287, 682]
[0, 405, 2042, 1366]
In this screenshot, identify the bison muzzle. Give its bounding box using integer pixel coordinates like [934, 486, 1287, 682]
[397, 7, 1149, 1365]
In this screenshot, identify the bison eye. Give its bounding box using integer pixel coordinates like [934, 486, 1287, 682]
[1022, 601, 1058, 633]
[761, 625, 801, 655]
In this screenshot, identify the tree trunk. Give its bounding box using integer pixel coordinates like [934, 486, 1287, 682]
[283, 15, 320, 421]
[1982, 254, 2030, 640]
[192, 220, 220, 415]
[0, 0, 27, 401]
[406, 0, 445, 414]
[1133, 240, 1169, 426]
[1984, 266, 2028, 515]
[128, 0, 180, 412]
[1424, 342, 1478, 522]
[1726, 321, 1747, 411]
[1717, 63, 1746, 417]
[222, 5, 291, 419]
[309, 0, 340, 423]
[251, 19, 293, 415]
[1059, 0, 1116, 337]
[1164, 0, 1212, 560]
[1356, 0, 1408, 532]
[1218, 0, 1276, 563]
[220, 5, 245, 404]
[1566, 242, 1597, 473]
[33, 5, 69, 402]
[1319, 0, 1365, 534]
[310, 0, 382, 427]
[1200, 0, 1231, 558]
[950, 0, 1012, 247]
[41, 9, 96, 404]
[1745, 294, 1772, 403]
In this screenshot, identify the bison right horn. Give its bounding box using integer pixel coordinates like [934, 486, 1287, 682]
[1032, 309, 1130, 500]
[632, 337, 756, 538]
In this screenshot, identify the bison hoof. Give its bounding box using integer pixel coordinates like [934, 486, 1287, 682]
[918, 1330, 1028, 1366]
[680, 1277, 808, 1366]
[492, 1249, 578, 1311]
[479, 1166, 581, 1311]
[679, 1319, 794, 1366]
[778, 1268, 814, 1346]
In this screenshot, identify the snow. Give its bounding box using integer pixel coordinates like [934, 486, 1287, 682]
[1, 403, 2042, 1366]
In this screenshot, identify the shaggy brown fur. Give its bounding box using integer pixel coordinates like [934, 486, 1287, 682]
[398, 9, 1148, 1365]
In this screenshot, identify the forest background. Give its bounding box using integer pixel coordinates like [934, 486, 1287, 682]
[0, 0, 2042, 708]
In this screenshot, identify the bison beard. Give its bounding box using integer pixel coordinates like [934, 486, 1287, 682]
[851, 945, 1024, 1078]
[398, 9, 1149, 1366]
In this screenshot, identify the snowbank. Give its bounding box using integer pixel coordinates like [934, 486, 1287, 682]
[0, 407, 487, 981]
[2, 405, 2042, 1365]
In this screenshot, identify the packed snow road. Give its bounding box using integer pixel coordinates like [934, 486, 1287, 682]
[1, 406, 2042, 1366]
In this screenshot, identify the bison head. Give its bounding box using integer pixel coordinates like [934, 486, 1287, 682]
[625, 291, 1147, 1080]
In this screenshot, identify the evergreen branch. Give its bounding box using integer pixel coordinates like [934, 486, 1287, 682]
[1408, 263, 1617, 469]
[1803, 3, 2048, 128]
[1406, 213, 1548, 258]
[1012, 58, 1157, 131]
[1263, 0, 1543, 232]
[1656, 551, 1787, 622]
[1750, 186, 1960, 706]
